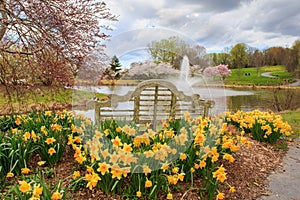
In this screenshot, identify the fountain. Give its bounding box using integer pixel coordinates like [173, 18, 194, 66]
[180, 55, 190, 80]
[170, 55, 202, 94]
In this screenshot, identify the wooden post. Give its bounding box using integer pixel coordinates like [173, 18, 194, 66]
[152, 86, 159, 130]
[170, 92, 177, 119]
[95, 104, 101, 123]
[133, 95, 140, 124]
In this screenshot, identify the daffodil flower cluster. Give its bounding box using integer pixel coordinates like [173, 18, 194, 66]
[68, 113, 249, 199]
[226, 110, 293, 143]
[0, 110, 258, 199]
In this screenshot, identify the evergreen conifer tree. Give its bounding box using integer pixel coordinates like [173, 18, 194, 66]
[110, 55, 122, 79]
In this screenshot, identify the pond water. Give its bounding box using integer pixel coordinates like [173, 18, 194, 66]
[227, 87, 300, 113]
[74, 85, 300, 122]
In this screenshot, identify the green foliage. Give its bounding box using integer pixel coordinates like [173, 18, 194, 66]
[229, 43, 249, 69]
[3, 168, 68, 200]
[147, 36, 208, 69]
[0, 126, 37, 185]
[0, 110, 73, 186]
[148, 36, 180, 65]
[274, 141, 288, 151]
[212, 52, 230, 65]
[110, 55, 122, 79]
[13, 111, 72, 165]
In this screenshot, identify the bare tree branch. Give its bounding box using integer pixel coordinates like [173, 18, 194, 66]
[0, 0, 8, 41]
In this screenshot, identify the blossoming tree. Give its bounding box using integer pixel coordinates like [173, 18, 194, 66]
[203, 64, 231, 80]
[0, 0, 117, 86]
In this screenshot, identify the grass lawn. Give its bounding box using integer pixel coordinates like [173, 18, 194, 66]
[0, 86, 105, 114]
[0, 86, 70, 105]
[280, 109, 300, 137]
[224, 66, 295, 86]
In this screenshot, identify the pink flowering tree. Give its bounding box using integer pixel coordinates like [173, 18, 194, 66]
[203, 64, 231, 80]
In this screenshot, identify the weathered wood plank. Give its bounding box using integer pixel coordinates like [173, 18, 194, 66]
[89, 79, 214, 127]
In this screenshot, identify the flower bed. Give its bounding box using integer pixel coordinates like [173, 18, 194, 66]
[225, 110, 292, 143]
[0, 110, 292, 199]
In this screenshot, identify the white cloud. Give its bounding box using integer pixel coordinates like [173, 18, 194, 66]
[105, 0, 300, 51]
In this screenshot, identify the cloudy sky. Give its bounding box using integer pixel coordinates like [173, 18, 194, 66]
[104, 0, 300, 66]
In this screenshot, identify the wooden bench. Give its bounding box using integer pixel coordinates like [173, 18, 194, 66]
[88, 79, 214, 129]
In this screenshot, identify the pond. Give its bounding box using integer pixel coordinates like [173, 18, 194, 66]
[74, 85, 300, 121]
[226, 87, 300, 113]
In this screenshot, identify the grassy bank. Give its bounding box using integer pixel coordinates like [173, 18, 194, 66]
[280, 109, 300, 137]
[224, 66, 295, 86]
[0, 86, 105, 114]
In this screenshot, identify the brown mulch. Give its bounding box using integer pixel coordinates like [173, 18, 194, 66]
[222, 138, 287, 200]
[27, 136, 288, 200]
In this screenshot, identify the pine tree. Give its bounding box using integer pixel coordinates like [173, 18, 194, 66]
[110, 55, 122, 79]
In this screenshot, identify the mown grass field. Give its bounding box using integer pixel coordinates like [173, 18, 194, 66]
[224, 66, 295, 86]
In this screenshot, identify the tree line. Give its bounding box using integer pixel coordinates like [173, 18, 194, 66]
[211, 42, 300, 78]
[147, 37, 300, 78]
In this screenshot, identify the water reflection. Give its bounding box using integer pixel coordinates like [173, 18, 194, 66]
[227, 88, 300, 112]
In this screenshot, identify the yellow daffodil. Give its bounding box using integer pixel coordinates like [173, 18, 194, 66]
[6, 172, 14, 178]
[85, 172, 101, 190]
[122, 143, 132, 152]
[116, 127, 122, 132]
[136, 191, 142, 198]
[97, 162, 110, 175]
[216, 192, 225, 200]
[37, 161, 46, 166]
[111, 136, 122, 147]
[145, 179, 152, 188]
[229, 186, 236, 193]
[111, 167, 123, 180]
[73, 136, 82, 143]
[21, 167, 30, 175]
[23, 132, 31, 141]
[44, 110, 52, 116]
[166, 192, 173, 200]
[32, 185, 43, 197]
[19, 180, 31, 193]
[15, 117, 21, 126]
[223, 153, 235, 163]
[73, 171, 81, 179]
[179, 153, 187, 161]
[142, 164, 151, 175]
[172, 167, 179, 174]
[45, 137, 56, 145]
[178, 173, 185, 181]
[48, 147, 56, 156]
[51, 191, 62, 200]
[199, 160, 206, 169]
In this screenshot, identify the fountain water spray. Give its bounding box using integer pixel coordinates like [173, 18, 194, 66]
[180, 55, 190, 81]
